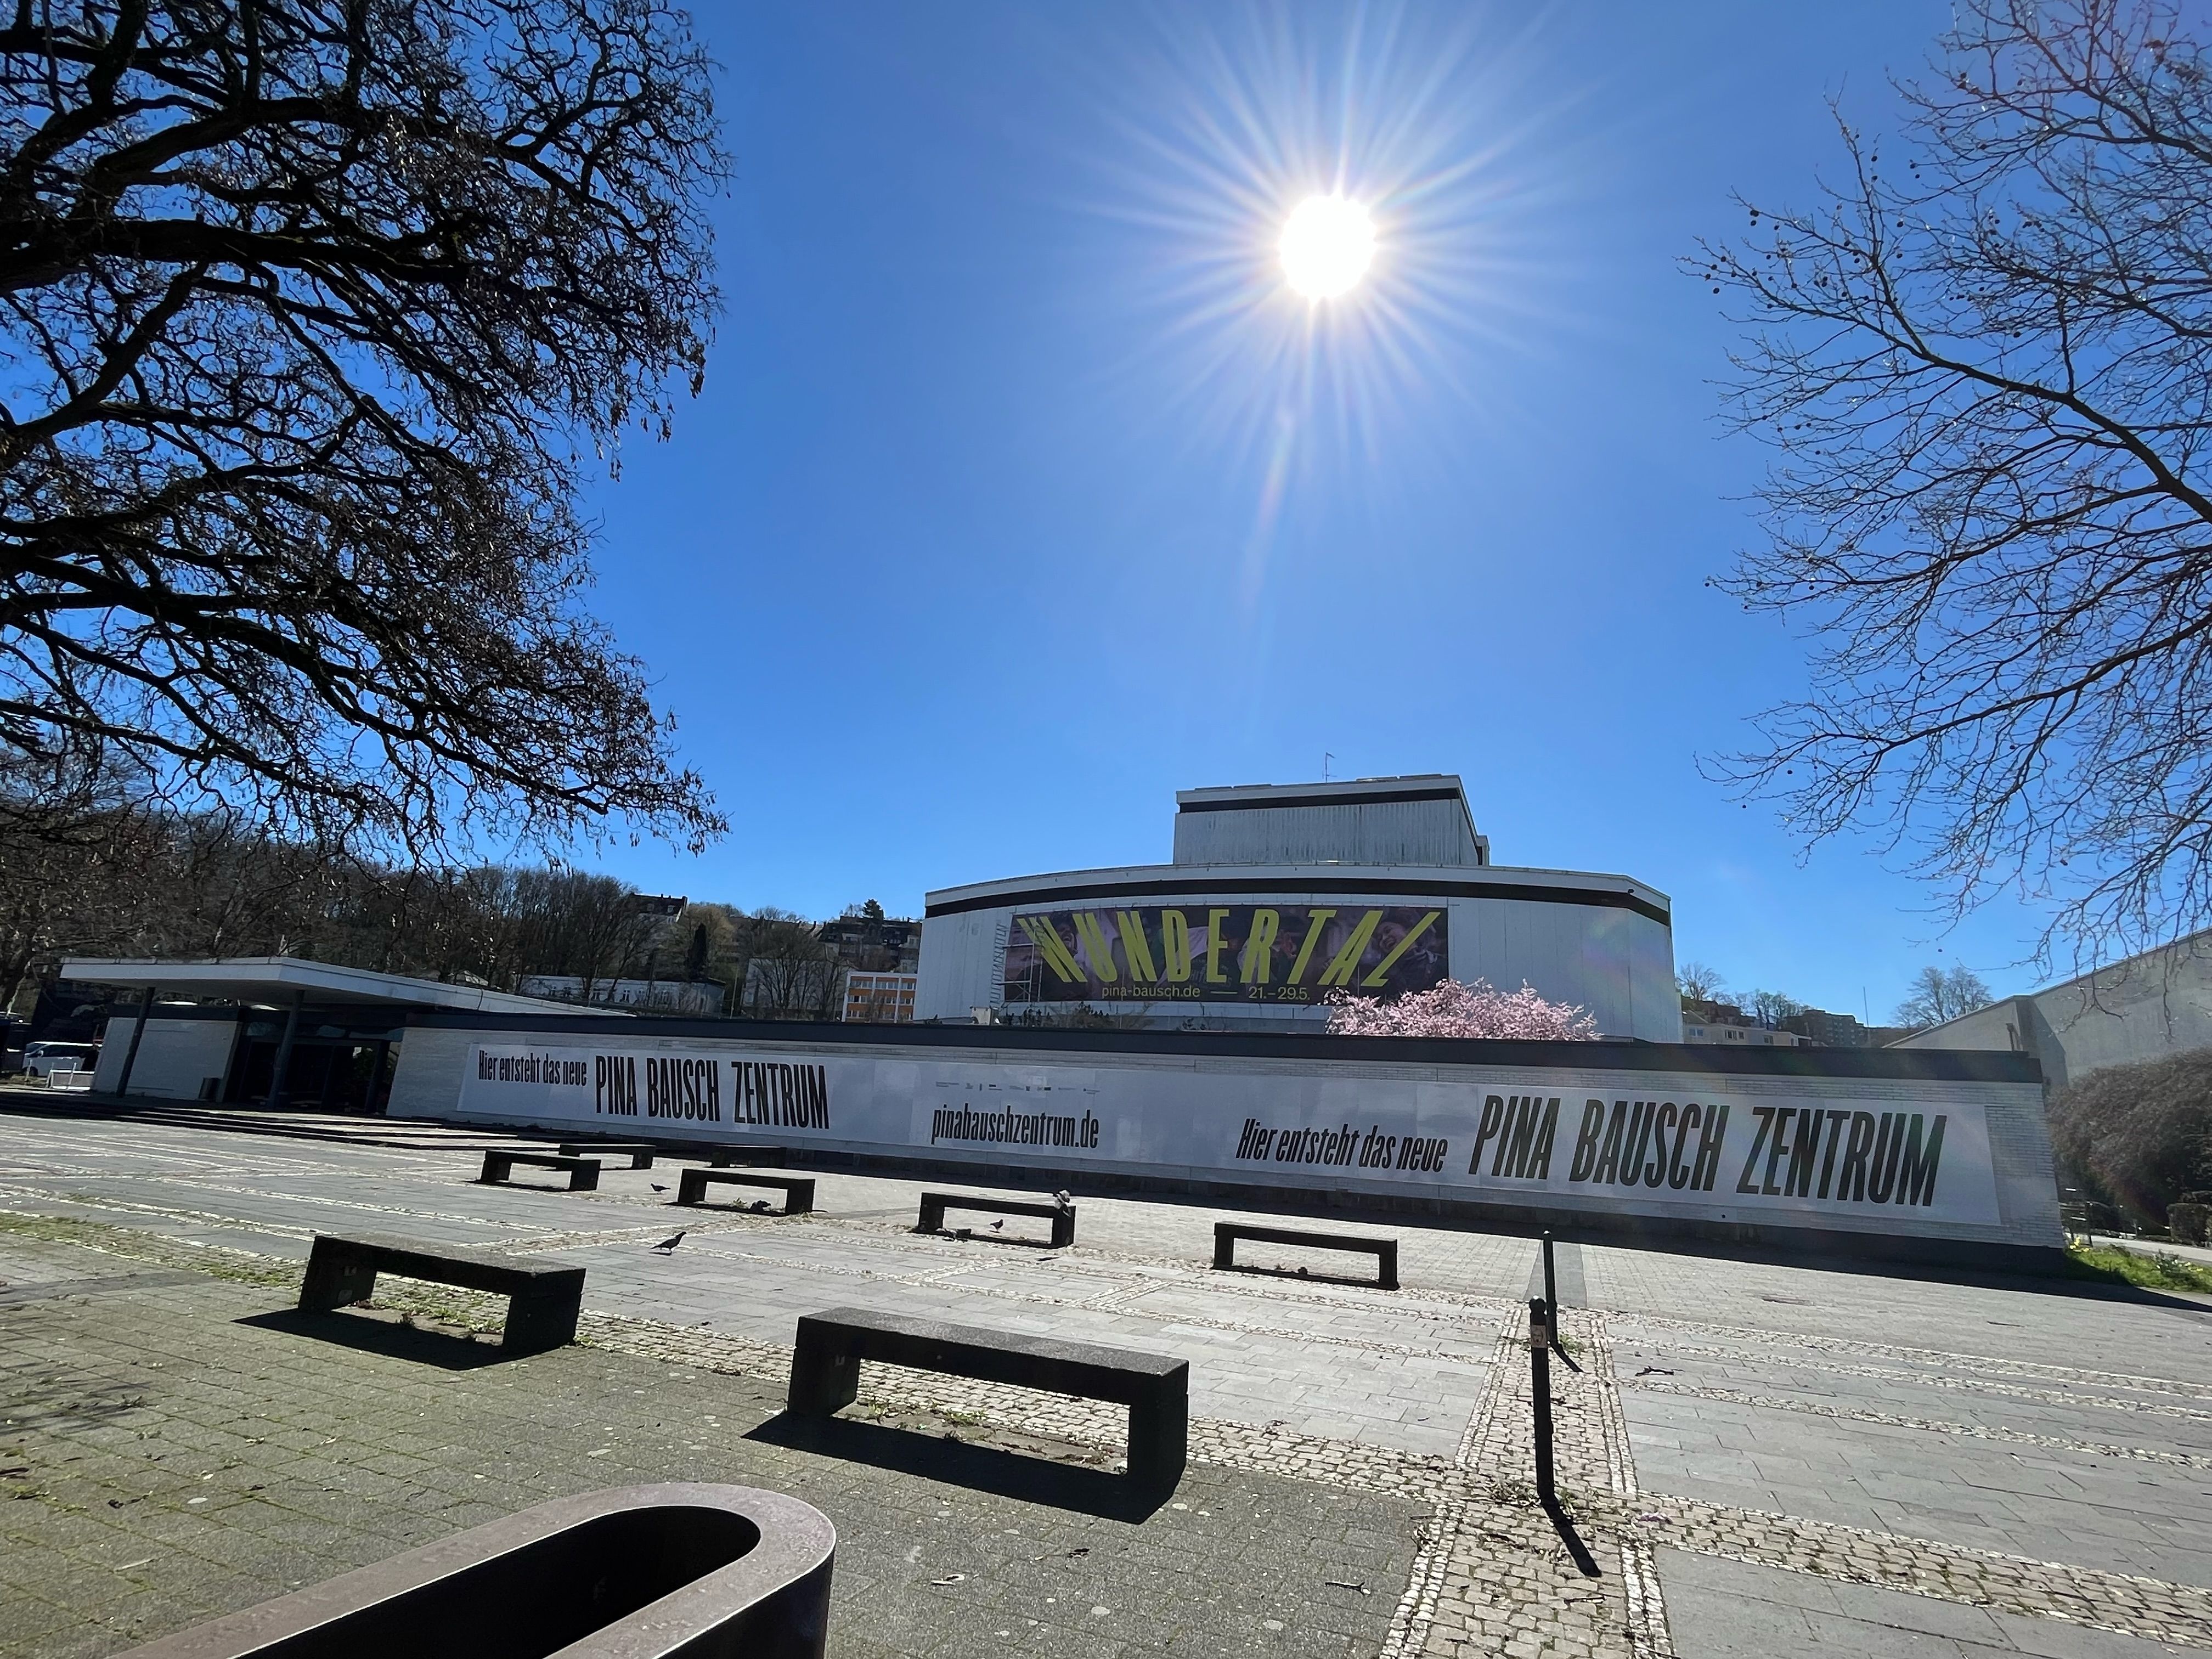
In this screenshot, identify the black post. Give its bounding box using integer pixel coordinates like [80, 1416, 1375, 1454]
[113, 984, 156, 1097]
[264, 994, 302, 1110]
[1529, 1297, 1555, 1503]
[1540, 1231, 1581, 1373]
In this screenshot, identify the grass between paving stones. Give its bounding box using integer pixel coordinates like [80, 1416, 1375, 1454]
[2063, 1241, 2212, 1294]
[0, 1209, 517, 1335]
[0, 1209, 299, 1288]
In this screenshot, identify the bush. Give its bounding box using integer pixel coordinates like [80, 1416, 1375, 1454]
[2047, 1050, 2212, 1228]
[2065, 1244, 2212, 1294]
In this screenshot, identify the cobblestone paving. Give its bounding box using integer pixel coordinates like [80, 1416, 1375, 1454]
[0, 1260, 1416, 1658]
[3, 1105, 2211, 1657]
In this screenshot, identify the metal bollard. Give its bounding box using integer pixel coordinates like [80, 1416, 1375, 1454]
[1539, 1232, 1581, 1373]
[1529, 1296, 1555, 1503]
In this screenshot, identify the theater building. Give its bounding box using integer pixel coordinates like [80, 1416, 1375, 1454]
[914, 776, 1681, 1040]
[53, 785, 2066, 1265]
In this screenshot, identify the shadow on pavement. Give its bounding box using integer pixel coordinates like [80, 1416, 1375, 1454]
[236, 1307, 511, 1370]
[746, 1410, 1172, 1521]
[1542, 1493, 1601, 1578]
[1215, 1261, 1389, 1291]
[910, 1227, 1065, 1252]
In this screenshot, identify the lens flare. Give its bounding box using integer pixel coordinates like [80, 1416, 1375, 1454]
[1280, 196, 1375, 298]
[1081, 3, 1578, 481]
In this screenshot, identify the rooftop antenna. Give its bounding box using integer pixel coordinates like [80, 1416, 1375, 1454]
[1323, 751, 1334, 781]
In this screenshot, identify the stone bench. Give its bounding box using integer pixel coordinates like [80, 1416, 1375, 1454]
[108, 1483, 835, 1659]
[917, 1190, 1074, 1248]
[297, 1231, 586, 1355]
[478, 1149, 600, 1191]
[788, 1306, 1186, 1488]
[1213, 1222, 1400, 1290]
[677, 1168, 816, 1215]
[557, 1140, 656, 1169]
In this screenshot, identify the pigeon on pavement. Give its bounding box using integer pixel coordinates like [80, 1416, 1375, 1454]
[990, 1218, 1004, 1230]
[650, 1230, 687, 1254]
[651, 1183, 667, 1193]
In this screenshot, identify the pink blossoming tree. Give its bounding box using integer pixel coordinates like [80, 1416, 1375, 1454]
[1324, 977, 1599, 1040]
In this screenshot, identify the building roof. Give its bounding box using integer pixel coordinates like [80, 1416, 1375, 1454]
[1173, 774, 1471, 811]
[1171, 775, 1491, 869]
[60, 956, 623, 1018]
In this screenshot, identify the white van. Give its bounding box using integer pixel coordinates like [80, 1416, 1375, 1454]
[23, 1040, 99, 1080]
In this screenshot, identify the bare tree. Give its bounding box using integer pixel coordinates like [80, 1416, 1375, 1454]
[733, 908, 838, 1020]
[1893, 964, 1995, 1029]
[0, 0, 727, 859]
[495, 871, 661, 1000]
[0, 810, 679, 1007]
[1698, 0, 2212, 965]
[1675, 961, 1730, 1007]
[0, 805, 153, 1007]
[1749, 988, 1805, 1030]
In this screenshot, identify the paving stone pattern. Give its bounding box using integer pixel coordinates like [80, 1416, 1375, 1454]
[0, 1263, 1413, 1658]
[1, 1104, 2209, 1657]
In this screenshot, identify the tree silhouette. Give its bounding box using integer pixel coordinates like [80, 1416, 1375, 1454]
[0, 0, 727, 859]
[1700, 0, 2212, 963]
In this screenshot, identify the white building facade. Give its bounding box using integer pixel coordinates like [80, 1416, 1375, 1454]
[1892, 929, 2212, 1091]
[915, 777, 1681, 1040]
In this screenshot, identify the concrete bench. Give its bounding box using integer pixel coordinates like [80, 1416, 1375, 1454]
[298, 1231, 585, 1355]
[108, 1483, 835, 1659]
[789, 1306, 1186, 1488]
[678, 1167, 816, 1215]
[1214, 1222, 1399, 1290]
[917, 1190, 1074, 1248]
[478, 1149, 600, 1191]
[558, 1140, 656, 1169]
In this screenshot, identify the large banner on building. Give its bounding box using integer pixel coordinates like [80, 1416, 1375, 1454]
[1001, 904, 1448, 1006]
[443, 1035, 2023, 1235]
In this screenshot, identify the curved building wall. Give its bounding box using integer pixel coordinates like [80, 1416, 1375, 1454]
[915, 862, 1679, 1040]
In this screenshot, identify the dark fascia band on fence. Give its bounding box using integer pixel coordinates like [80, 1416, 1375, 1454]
[107, 1483, 836, 1659]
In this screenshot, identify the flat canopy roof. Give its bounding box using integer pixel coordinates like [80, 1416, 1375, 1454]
[61, 956, 623, 1018]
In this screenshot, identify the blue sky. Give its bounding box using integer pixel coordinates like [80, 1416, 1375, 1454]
[575, 0, 2034, 1024]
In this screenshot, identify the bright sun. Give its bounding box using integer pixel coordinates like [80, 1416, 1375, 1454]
[1279, 195, 1375, 298]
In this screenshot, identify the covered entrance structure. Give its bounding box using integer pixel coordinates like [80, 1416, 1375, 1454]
[64, 958, 610, 1114]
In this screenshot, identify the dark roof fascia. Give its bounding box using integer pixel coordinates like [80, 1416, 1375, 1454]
[926, 873, 1667, 927]
[403, 1009, 2041, 1084]
[83, 1000, 242, 1021]
[1176, 786, 1465, 813]
[83, 996, 420, 1021]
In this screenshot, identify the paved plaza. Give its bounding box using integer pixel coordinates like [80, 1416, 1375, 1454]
[1, 1100, 2209, 1657]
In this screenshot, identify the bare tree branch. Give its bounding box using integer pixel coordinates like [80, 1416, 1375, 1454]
[1697, 0, 2212, 969]
[0, 0, 729, 859]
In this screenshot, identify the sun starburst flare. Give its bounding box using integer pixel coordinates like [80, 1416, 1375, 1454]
[1080, 3, 1588, 482]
